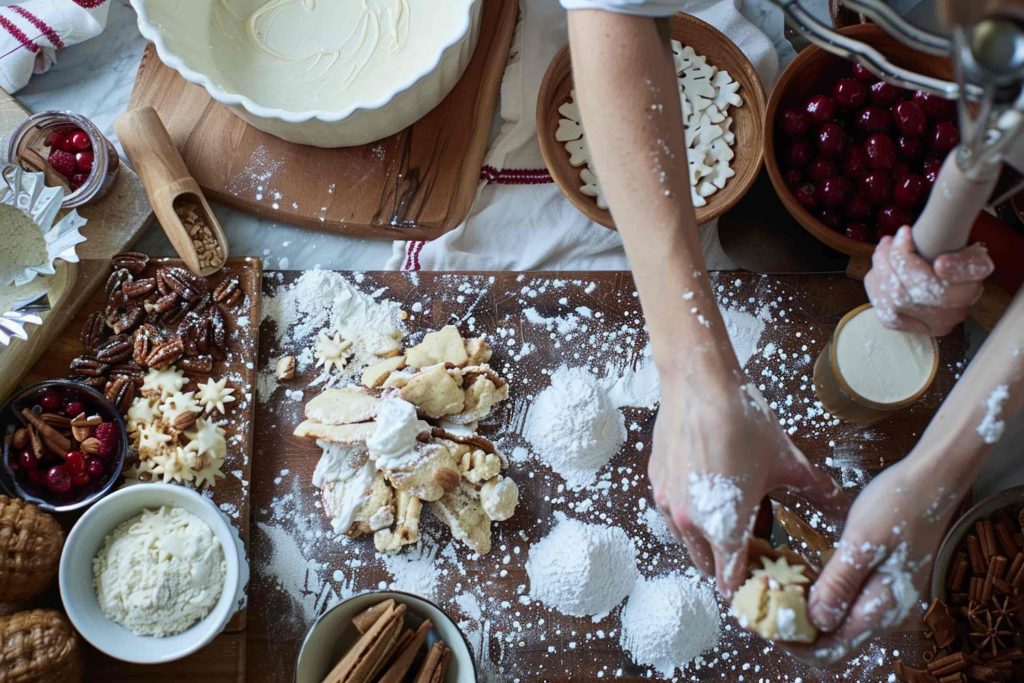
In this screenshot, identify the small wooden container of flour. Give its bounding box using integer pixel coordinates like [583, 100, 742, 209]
[813, 304, 938, 424]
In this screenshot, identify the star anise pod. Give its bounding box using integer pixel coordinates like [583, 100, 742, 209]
[970, 611, 1015, 659]
[990, 595, 1019, 628]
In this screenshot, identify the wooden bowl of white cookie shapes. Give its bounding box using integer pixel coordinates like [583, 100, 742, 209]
[537, 12, 766, 230]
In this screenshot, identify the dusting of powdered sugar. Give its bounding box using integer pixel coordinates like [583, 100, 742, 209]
[259, 268, 406, 399]
[526, 514, 638, 619]
[977, 384, 1010, 444]
[721, 305, 768, 368]
[522, 365, 627, 489]
[687, 472, 742, 546]
[619, 571, 721, 676]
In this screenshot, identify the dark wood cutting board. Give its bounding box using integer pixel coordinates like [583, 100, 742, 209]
[126, 0, 518, 240]
[246, 270, 966, 683]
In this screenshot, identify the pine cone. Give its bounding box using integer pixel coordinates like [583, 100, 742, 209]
[0, 610, 81, 682]
[0, 496, 64, 603]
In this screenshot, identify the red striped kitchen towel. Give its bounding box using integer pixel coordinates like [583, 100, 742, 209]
[0, 0, 109, 94]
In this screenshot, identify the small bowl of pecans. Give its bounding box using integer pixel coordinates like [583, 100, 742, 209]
[0, 380, 127, 513]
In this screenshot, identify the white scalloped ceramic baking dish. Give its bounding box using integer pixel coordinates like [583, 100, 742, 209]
[131, 0, 483, 148]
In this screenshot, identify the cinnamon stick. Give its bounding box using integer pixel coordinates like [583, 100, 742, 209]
[377, 619, 432, 683]
[995, 518, 1018, 558]
[977, 520, 997, 560]
[947, 553, 968, 592]
[967, 534, 985, 574]
[352, 599, 395, 634]
[20, 409, 71, 453]
[413, 641, 446, 683]
[929, 651, 968, 676]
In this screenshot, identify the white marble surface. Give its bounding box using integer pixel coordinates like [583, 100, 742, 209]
[13, 0, 1022, 495]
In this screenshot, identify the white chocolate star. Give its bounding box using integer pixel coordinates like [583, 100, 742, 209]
[314, 330, 352, 373]
[187, 418, 227, 460]
[195, 378, 236, 415]
[126, 396, 160, 433]
[141, 366, 187, 398]
[136, 423, 172, 459]
[160, 390, 201, 424]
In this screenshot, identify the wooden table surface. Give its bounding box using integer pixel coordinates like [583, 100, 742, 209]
[246, 270, 966, 682]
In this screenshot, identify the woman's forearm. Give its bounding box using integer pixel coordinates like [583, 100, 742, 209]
[566, 10, 740, 386]
[907, 290, 1024, 485]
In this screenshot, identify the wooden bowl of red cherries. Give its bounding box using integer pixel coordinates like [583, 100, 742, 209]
[764, 24, 960, 258]
[1, 381, 127, 513]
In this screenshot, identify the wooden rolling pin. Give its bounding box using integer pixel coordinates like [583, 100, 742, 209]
[114, 107, 228, 276]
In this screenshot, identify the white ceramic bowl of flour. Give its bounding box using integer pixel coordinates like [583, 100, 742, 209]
[59, 483, 246, 664]
[130, 0, 483, 147]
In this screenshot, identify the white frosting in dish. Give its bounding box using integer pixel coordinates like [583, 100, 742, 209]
[205, 0, 475, 112]
[835, 307, 936, 404]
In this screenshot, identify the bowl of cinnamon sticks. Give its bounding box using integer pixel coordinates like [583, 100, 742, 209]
[295, 591, 476, 683]
[908, 487, 1024, 681]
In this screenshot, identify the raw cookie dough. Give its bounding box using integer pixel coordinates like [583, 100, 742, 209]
[732, 552, 817, 643]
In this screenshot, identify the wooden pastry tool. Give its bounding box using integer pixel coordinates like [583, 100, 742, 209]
[114, 107, 228, 277]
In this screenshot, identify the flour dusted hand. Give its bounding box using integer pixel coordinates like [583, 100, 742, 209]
[783, 457, 959, 665]
[649, 380, 844, 597]
[865, 226, 993, 337]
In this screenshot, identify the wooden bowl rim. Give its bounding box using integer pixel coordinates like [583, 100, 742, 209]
[763, 23, 950, 259]
[536, 12, 767, 231]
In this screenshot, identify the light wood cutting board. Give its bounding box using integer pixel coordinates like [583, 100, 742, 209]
[126, 0, 518, 240]
[0, 90, 154, 402]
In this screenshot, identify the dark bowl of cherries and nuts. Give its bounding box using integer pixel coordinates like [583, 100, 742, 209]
[764, 24, 960, 257]
[1, 380, 127, 512]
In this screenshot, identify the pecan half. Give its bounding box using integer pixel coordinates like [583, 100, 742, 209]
[159, 266, 204, 302]
[95, 335, 132, 363]
[185, 291, 212, 315]
[111, 252, 149, 276]
[105, 376, 135, 414]
[123, 277, 157, 299]
[109, 363, 145, 387]
[80, 312, 108, 354]
[213, 275, 242, 307]
[151, 292, 179, 314]
[70, 355, 108, 377]
[11, 428, 27, 450]
[105, 268, 132, 298]
[111, 306, 145, 335]
[77, 376, 107, 390]
[209, 305, 228, 358]
[178, 355, 213, 375]
[173, 411, 198, 431]
[146, 337, 184, 369]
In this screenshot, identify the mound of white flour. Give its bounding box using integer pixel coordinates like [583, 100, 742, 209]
[526, 514, 637, 619]
[620, 571, 721, 676]
[522, 365, 626, 489]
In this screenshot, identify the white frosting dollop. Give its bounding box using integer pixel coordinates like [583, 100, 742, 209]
[366, 397, 431, 470]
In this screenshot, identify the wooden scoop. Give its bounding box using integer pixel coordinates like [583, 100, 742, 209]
[114, 107, 228, 276]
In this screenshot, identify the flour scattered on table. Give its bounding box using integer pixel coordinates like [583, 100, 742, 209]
[526, 514, 637, 618]
[620, 571, 721, 676]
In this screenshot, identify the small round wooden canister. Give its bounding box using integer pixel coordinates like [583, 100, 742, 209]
[813, 303, 939, 425]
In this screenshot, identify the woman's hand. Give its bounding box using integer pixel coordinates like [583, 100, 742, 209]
[865, 226, 994, 336]
[783, 456, 964, 665]
[650, 378, 845, 597]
